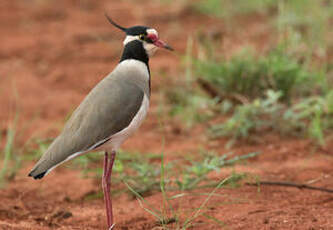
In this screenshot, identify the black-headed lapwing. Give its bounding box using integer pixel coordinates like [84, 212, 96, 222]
[28, 14, 173, 229]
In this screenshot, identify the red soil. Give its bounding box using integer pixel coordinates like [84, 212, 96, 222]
[0, 0, 332, 229]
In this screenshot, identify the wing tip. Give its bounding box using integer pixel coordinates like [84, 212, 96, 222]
[28, 171, 47, 180]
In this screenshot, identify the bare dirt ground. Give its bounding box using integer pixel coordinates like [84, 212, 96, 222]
[0, 0, 332, 229]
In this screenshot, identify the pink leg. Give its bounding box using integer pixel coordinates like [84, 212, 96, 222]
[102, 151, 116, 229]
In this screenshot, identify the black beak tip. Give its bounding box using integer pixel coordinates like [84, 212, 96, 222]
[165, 45, 174, 51]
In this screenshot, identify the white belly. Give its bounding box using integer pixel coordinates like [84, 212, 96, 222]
[103, 94, 149, 151]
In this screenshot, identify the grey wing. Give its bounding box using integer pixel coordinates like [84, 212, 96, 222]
[63, 78, 144, 151]
[29, 77, 144, 178]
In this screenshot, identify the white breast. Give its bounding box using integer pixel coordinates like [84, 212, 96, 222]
[103, 94, 149, 151]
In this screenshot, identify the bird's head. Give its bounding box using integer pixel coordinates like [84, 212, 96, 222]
[105, 14, 173, 57]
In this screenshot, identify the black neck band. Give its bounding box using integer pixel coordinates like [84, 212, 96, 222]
[119, 40, 151, 94]
[120, 40, 149, 66]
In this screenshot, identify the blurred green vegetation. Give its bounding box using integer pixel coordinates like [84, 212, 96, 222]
[211, 90, 333, 146]
[166, 43, 332, 145]
[194, 0, 333, 22]
[0, 124, 17, 187]
[194, 0, 333, 60]
[0, 116, 22, 188]
[164, 0, 333, 146]
[195, 47, 325, 102]
[194, 0, 277, 18]
[193, 0, 333, 54]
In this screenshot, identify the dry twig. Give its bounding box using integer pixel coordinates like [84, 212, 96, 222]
[197, 78, 249, 104]
[246, 181, 333, 193]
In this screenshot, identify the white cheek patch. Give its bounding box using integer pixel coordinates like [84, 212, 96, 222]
[143, 43, 158, 57]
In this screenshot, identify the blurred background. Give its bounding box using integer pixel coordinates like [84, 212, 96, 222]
[0, 0, 332, 229]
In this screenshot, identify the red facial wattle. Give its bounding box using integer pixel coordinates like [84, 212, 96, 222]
[147, 33, 173, 51]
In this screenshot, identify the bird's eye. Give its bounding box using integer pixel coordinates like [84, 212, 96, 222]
[139, 34, 145, 40]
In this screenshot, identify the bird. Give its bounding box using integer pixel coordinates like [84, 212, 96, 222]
[28, 14, 173, 229]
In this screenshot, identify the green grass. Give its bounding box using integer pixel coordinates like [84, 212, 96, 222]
[210, 90, 333, 146]
[163, 84, 216, 128]
[168, 10, 332, 145]
[25, 138, 53, 161]
[276, 0, 333, 46]
[162, 36, 217, 128]
[126, 172, 243, 229]
[194, 0, 333, 25]
[175, 151, 257, 191]
[194, 0, 333, 61]
[181, 176, 234, 229]
[195, 47, 324, 103]
[25, 139, 255, 202]
[166, 38, 332, 145]
[74, 148, 258, 199]
[0, 117, 21, 188]
[284, 91, 333, 145]
[72, 146, 256, 228]
[0, 125, 16, 187]
[23, 127, 256, 228]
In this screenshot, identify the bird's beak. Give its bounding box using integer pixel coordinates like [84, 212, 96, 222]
[154, 39, 174, 51]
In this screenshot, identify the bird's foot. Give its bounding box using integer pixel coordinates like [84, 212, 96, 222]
[108, 223, 115, 230]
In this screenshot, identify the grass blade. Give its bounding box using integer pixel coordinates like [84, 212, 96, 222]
[0, 125, 16, 187]
[182, 176, 233, 229]
[123, 180, 162, 221]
